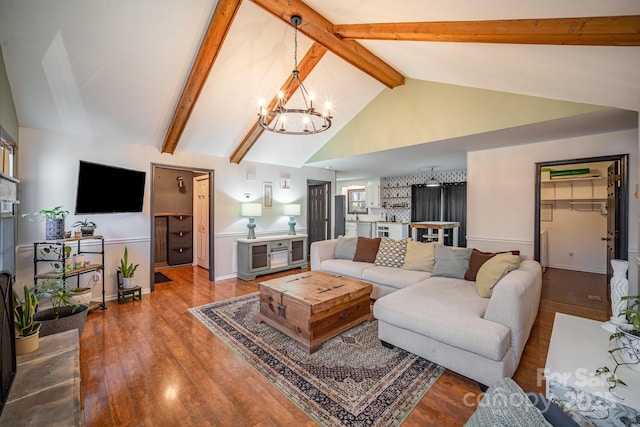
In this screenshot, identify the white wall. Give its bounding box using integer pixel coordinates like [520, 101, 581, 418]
[467, 128, 639, 295]
[16, 127, 335, 301]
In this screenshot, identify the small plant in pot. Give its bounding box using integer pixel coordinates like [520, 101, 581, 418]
[31, 278, 89, 338]
[596, 295, 640, 393]
[13, 285, 42, 355]
[118, 246, 139, 289]
[72, 219, 97, 237]
[22, 205, 69, 240]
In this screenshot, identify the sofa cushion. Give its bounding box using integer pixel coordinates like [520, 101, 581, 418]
[335, 236, 358, 260]
[403, 241, 439, 272]
[374, 238, 408, 268]
[353, 237, 381, 263]
[432, 245, 473, 279]
[362, 266, 431, 291]
[320, 259, 375, 280]
[476, 253, 521, 298]
[374, 277, 510, 361]
[465, 249, 521, 281]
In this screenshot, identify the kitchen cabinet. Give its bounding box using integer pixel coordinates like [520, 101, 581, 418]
[376, 222, 408, 240]
[365, 178, 381, 208]
[345, 221, 357, 237]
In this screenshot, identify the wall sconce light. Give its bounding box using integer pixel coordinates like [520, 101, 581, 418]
[241, 203, 262, 239]
[177, 176, 184, 189]
[283, 203, 301, 235]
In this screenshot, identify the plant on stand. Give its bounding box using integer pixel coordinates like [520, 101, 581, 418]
[596, 295, 640, 394]
[22, 205, 69, 240]
[71, 219, 97, 237]
[118, 246, 139, 289]
[13, 285, 42, 355]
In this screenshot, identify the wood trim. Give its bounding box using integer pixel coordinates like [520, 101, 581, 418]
[160, 0, 242, 155]
[229, 43, 327, 164]
[334, 15, 640, 46]
[249, 0, 404, 88]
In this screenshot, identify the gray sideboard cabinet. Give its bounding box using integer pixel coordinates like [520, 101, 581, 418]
[237, 234, 308, 280]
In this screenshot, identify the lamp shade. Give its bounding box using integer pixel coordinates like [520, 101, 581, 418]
[283, 204, 301, 216]
[241, 203, 262, 217]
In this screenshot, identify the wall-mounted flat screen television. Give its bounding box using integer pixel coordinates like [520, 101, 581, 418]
[75, 161, 146, 214]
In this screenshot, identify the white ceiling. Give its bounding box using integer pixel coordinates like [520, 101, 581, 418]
[0, 0, 639, 178]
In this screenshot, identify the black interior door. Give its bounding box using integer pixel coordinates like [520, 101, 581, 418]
[308, 182, 330, 250]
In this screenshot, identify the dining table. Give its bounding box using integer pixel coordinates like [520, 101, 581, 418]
[409, 221, 460, 246]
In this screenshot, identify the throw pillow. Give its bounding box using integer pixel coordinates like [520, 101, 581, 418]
[374, 238, 409, 268]
[353, 237, 381, 263]
[464, 249, 521, 281]
[475, 252, 521, 298]
[402, 241, 440, 272]
[431, 245, 473, 279]
[334, 235, 358, 260]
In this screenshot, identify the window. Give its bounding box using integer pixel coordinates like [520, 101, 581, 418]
[347, 189, 367, 214]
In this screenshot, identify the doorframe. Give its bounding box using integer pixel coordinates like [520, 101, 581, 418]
[150, 163, 215, 291]
[533, 154, 628, 265]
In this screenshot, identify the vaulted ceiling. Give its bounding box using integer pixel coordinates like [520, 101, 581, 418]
[1, 0, 639, 179]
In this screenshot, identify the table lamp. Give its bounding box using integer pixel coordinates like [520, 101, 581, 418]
[241, 203, 262, 239]
[283, 203, 301, 235]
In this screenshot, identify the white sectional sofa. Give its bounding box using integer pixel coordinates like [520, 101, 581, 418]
[310, 238, 542, 387]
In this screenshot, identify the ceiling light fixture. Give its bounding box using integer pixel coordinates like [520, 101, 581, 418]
[426, 167, 440, 187]
[257, 15, 332, 135]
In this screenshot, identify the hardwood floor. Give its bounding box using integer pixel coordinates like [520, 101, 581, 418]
[80, 265, 609, 426]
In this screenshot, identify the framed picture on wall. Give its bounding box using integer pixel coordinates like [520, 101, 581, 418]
[263, 182, 273, 208]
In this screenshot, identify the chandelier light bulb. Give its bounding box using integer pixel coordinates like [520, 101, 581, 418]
[258, 98, 265, 107]
[277, 90, 284, 100]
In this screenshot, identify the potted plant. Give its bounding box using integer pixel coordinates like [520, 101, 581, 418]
[69, 286, 93, 307]
[13, 285, 42, 355]
[118, 246, 139, 289]
[22, 205, 69, 240]
[596, 295, 640, 392]
[72, 219, 97, 237]
[32, 278, 89, 337]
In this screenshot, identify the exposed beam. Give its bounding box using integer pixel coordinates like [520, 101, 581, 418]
[250, 0, 404, 88]
[334, 15, 640, 46]
[230, 43, 328, 164]
[160, 0, 242, 154]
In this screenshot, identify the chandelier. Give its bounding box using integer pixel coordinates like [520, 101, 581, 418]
[257, 15, 332, 135]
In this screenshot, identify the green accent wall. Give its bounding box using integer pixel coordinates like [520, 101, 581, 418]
[0, 44, 18, 141]
[307, 78, 608, 163]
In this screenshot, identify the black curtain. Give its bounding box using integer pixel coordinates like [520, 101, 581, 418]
[411, 185, 441, 241]
[442, 182, 467, 247]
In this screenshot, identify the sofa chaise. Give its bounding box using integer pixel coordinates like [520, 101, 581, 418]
[310, 237, 542, 387]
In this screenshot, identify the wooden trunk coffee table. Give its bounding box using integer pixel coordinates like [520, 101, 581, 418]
[254, 270, 373, 353]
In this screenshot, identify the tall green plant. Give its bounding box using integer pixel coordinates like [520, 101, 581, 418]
[118, 246, 139, 278]
[13, 285, 41, 337]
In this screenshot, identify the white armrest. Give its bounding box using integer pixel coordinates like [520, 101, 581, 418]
[310, 239, 337, 270]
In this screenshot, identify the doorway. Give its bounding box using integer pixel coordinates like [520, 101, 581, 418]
[534, 154, 628, 308]
[307, 180, 331, 250]
[150, 164, 215, 291]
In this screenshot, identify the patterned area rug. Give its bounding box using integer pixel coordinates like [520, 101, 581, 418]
[189, 293, 444, 426]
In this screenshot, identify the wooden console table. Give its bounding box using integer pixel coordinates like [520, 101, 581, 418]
[0, 330, 82, 426]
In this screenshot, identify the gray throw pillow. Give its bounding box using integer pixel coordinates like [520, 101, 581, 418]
[431, 245, 473, 279]
[334, 236, 358, 260]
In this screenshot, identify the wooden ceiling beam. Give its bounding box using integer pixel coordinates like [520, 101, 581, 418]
[230, 43, 328, 164]
[249, 0, 404, 88]
[160, 0, 242, 155]
[334, 15, 640, 46]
